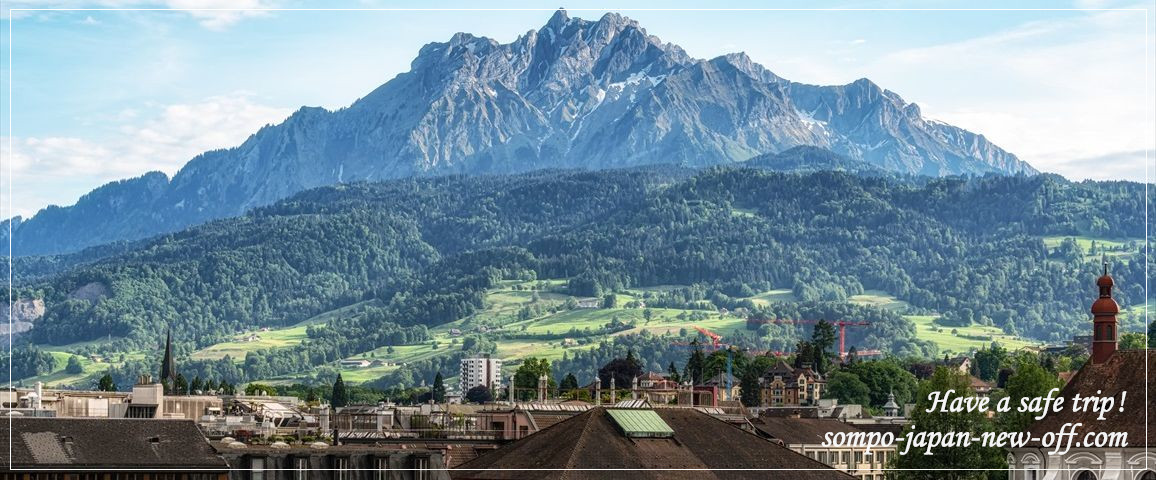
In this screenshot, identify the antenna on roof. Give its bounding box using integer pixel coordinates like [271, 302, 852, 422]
[1102, 256, 1109, 276]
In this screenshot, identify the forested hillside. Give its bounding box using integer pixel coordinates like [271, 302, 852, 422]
[5, 165, 1151, 387]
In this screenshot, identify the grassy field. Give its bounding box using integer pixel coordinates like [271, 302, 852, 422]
[1042, 236, 1142, 260]
[22, 347, 149, 388]
[848, 290, 910, 311]
[221, 279, 1046, 386]
[747, 289, 798, 306]
[905, 314, 1037, 354]
[323, 281, 752, 384]
[191, 301, 378, 361]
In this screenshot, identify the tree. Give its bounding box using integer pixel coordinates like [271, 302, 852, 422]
[685, 340, 706, 385]
[825, 371, 870, 406]
[65, 356, 84, 374]
[1119, 332, 1147, 350]
[205, 378, 218, 392]
[331, 373, 349, 408]
[431, 372, 446, 403]
[97, 373, 117, 392]
[245, 382, 277, 396]
[465, 385, 493, 403]
[599, 353, 642, 389]
[514, 357, 554, 401]
[739, 365, 761, 407]
[792, 341, 816, 370]
[847, 359, 919, 408]
[1149, 320, 1156, 349]
[997, 356, 1062, 432]
[190, 376, 204, 394]
[219, 381, 236, 395]
[812, 320, 837, 356]
[559, 373, 579, 395]
[892, 367, 1006, 479]
[973, 343, 1007, 381]
[666, 361, 681, 384]
[174, 373, 188, 395]
[602, 294, 617, 309]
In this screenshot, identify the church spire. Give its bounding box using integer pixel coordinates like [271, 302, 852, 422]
[160, 329, 177, 391]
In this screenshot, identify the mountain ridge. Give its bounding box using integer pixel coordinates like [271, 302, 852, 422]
[3, 9, 1036, 257]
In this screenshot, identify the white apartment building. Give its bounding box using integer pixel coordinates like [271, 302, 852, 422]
[459, 355, 502, 396]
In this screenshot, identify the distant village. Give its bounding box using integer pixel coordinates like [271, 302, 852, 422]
[4, 271, 1153, 480]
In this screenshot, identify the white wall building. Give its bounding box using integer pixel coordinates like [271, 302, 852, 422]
[459, 355, 502, 397]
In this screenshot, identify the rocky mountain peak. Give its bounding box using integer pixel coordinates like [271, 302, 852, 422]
[3, 10, 1038, 257]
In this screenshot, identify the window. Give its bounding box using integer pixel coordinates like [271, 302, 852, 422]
[1075, 471, 1097, 480]
[294, 457, 310, 480]
[841, 451, 849, 464]
[334, 457, 351, 480]
[1138, 472, 1156, 480]
[375, 456, 391, 480]
[250, 456, 266, 480]
[1026, 469, 1037, 480]
[412, 456, 431, 480]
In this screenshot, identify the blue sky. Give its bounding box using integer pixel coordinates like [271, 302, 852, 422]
[1, 0, 1154, 219]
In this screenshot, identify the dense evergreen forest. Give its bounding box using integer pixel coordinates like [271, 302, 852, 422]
[4, 164, 1152, 386]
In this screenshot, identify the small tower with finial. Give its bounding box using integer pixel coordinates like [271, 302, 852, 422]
[883, 390, 900, 417]
[1090, 257, 1119, 364]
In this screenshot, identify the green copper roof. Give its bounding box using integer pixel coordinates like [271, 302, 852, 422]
[606, 409, 674, 438]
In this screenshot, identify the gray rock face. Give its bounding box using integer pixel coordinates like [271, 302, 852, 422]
[4, 10, 1035, 257]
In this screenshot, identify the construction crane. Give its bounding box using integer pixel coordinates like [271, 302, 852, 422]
[671, 326, 736, 401]
[746, 318, 878, 358]
[694, 326, 723, 349]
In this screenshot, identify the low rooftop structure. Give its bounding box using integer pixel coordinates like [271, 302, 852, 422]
[455, 406, 855, 479]
[3, 416, 228, 474]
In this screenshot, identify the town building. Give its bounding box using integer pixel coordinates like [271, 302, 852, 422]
[760, 360, 826, 407]
[1006, 266, 1156, 480]
[459, 355, 502, 395]
[3, 416, 229, 477]
[454, 406, 856, 479]
[750, 415, 897, 480]
[212, 441, 450, 480]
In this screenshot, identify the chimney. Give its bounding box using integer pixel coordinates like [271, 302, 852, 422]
[1090, 260, 1119, 364]
[610, 377, 617, 404]
[537, 374, 547, 402]
[595, 379, 602, 406]
[34, 382, 43, 410]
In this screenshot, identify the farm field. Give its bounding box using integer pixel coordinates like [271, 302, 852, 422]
[905, 314, 1037, 354]
[23, 347, 148, 388]
[190, 301, 379, 361]
[1042, 236, 1143, 260]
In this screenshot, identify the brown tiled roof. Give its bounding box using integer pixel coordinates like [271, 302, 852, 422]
[453, 407, 855, 479]
[1026, 350, 1155, 447]
[2, 417, 228, 469]
[529, 411, 575, 431]
[750, 417, 865, 445]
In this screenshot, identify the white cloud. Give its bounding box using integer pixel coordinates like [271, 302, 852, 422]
[2, 0, 275, 29]
[863, 8, 1154, 181]
[163, 0, 273, 30]
[2, 94, 293, 218]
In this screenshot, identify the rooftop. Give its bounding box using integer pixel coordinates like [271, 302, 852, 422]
[454, 407, 855, 479]
[1026, 350, 1155, 447]
[750, 416, 867, 446]
[2, 417, 228, 469]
